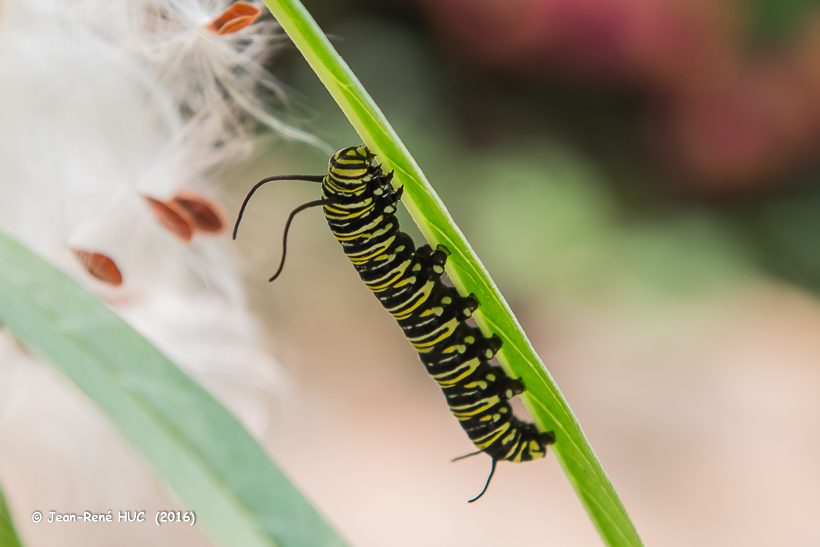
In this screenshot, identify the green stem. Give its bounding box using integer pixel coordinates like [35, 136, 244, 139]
[263, 1, 643, 545]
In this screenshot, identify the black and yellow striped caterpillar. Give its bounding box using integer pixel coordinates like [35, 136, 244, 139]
[234, 145, 555, 501]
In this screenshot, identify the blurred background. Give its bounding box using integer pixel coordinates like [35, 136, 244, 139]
[3, 0, 820, 545]
[230, 0, 820, 545]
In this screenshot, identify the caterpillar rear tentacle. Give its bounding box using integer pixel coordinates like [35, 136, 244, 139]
[235, 145, 555, 502]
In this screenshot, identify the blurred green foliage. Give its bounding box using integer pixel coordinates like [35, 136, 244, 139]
[736, 182, 820, 293]
[750, 0, 820, 41]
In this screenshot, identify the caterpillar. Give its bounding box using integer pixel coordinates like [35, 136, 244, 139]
[234, 145, 555, 501]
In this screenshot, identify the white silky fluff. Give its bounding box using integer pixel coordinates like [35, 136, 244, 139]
[0, 0, 299, 541]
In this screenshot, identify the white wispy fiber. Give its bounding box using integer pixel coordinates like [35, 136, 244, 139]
[134, 0, 329, 169]
[0, 0, 300, 542]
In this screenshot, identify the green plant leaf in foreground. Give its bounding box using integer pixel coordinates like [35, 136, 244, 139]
[0, 481, 23, 547]
[0, 231, 347, 547]
[260, 1, 643, 545]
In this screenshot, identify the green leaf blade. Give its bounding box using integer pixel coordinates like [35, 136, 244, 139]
[0, 231, 348, 547]
[0, 482, 23, 547]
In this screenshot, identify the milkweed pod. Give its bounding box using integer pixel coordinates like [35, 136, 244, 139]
[72, 250, 123, 286]
[207, 2, 262, 35]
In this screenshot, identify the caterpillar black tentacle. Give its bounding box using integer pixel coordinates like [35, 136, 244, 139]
[236, 145, 555, 501]
[469, 458, 498, 503]
[233, 174, 324, 240]
[268, 197, 338, 282]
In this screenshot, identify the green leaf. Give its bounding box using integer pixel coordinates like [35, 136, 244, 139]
[0, 231, 347, 547]
[0, 483, 23, 547]
[261, 1, 643, 545]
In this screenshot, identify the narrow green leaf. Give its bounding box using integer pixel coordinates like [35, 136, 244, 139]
[261, 2, 643, 545]
[0, 231, 347, 547]
[0, 483, 23, 547]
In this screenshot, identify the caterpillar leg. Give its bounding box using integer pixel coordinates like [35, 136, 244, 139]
[458, 293, 479, 319]
[372, 171, 399, 196]
[415, 243, 448, 263]
[388, 184, 403, 202]
[414, 244, 450, 280]
[372, 174, 401, 206]
[503, 376, 526, 398]
[473, 331, 503, 359]
[507, 427, 557, 463]
[380, 170, 395, 186]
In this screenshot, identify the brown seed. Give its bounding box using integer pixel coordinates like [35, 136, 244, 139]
[144, 196, 193, 243]
[72, 250, 123, 286]
[207, 2, 261, 35]
[172, 192, 225, 234]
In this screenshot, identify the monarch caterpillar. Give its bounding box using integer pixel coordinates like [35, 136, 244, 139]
[234, 145, 555, 501]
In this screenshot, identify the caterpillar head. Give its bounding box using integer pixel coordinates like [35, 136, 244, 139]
[327, 145, 376, 187]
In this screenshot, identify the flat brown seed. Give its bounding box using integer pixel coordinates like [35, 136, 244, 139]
[207, 2, 261, 35]
[172, 193, 225, 233]
[72, 250, 123, 286]
[144, 196, 193, 243]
